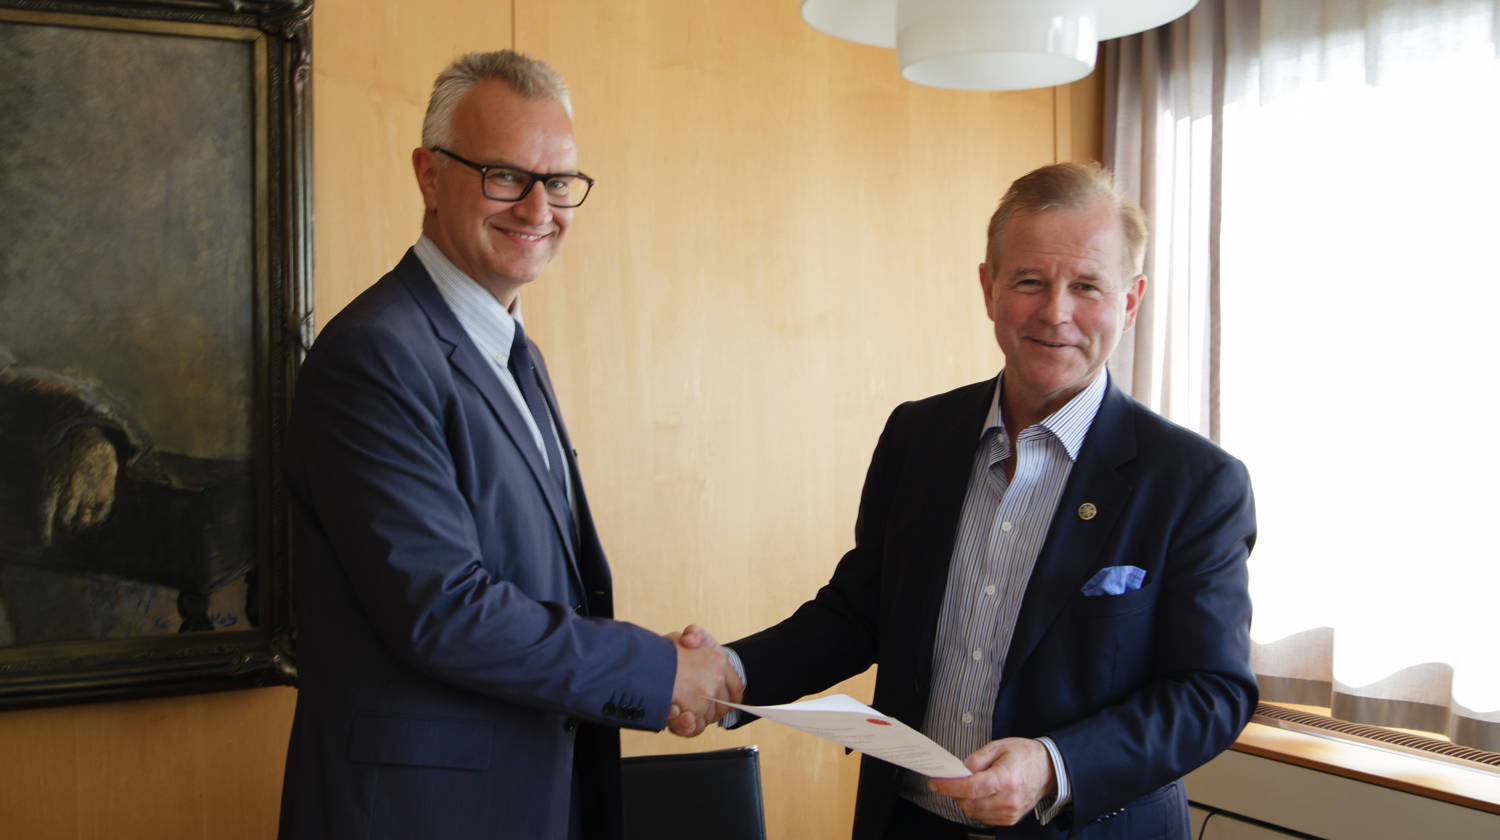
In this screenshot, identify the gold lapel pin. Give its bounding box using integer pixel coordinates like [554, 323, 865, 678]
[1078, 502, 1098, 521]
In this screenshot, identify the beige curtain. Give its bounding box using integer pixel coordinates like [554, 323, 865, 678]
[1104, 0, 1225, 440]
[1104, 0, 1500, 753]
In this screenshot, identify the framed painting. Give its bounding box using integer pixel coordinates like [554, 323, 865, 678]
[0, 0, 311, 707]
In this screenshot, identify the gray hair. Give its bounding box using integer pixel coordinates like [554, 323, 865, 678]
[985, 162, 1148, 278]
[420, 50, 572, 150]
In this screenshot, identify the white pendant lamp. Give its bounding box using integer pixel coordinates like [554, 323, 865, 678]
[800, 0, 897, 48]
[898, 0, 1098, 91]
[799, 0, 1200, 90]
[1099, 0, 1200, 38]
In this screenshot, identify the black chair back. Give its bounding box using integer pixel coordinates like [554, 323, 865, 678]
[620, 745, 767, 840]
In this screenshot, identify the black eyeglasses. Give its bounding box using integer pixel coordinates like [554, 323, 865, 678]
[431, 147, 595, 208]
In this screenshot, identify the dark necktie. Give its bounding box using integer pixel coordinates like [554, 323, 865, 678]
[508, 322, 570, 498]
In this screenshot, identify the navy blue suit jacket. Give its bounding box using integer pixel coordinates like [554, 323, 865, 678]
[731, 377, 1257, 839]
[278, 250, 675, 840]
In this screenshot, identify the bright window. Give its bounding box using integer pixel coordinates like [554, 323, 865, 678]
[1108, 0, 1500, 751]
[1218, 1, 1500, 744]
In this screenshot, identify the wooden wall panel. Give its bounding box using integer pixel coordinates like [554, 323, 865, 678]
[514, 2, 1072, 837]
[0, 701, 79, 837]
[1057, 70, 1105, 164]
[0, 687, 295, 840]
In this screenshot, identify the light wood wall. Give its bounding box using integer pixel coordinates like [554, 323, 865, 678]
[517, 5, 1096, 838]
[0, 687, 295, 839]
[0, 1, 1099, 838]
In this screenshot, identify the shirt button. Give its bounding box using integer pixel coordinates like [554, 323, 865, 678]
[972, 649, 983, 661]
[984, 584, 996, 596]
[1000, 521, 1013, 532]
[961, 712, 974, 724]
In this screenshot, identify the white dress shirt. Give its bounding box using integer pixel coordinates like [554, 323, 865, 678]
[414, 235, 575, 511]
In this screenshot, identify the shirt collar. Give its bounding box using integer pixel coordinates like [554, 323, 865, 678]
[983, 369, 1109, 462]
[414, 234, 524, 365]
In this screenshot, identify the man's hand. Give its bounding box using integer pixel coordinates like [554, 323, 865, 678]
[38, 425, 119, 547]
[666, 624, 742, 737]
[927, 738, 1056, 827]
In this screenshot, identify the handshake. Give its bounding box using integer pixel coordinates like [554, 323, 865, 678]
[665, 624, 743, 737]
[659, 625, 1060, 828]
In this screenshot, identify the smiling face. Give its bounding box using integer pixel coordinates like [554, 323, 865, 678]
[981, 198, 1144, 428]
[413, 78, 577, 307]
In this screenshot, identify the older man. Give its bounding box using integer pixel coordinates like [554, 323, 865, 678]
[277, 51, 739, 840]
[688, 162, 1256, 839]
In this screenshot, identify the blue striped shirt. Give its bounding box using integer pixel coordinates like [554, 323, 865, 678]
[903, 370, 1107, 826]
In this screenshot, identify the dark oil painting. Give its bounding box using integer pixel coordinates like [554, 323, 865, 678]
[0, 19, 257, 646]
[0, 0, 309, 707]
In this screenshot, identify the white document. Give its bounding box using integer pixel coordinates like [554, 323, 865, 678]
[714, 694, 972, 778]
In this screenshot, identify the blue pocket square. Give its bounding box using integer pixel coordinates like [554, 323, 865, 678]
[1081, 565, 1146, 596]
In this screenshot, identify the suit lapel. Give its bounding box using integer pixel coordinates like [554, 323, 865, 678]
[393, 252, 585, 592]
[999, 380, 1138, 690]
[529, 340, 604, 603]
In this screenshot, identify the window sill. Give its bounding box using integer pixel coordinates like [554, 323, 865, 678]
[1232, 717, 1500, 815]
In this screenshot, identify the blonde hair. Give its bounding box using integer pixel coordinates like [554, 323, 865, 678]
[985, 162, 1147, 277]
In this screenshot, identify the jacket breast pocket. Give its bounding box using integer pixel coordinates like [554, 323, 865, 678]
[1072, 581, 1160, 620]
[1068, 583, 1162, 701]
[348, 713, 494, 770]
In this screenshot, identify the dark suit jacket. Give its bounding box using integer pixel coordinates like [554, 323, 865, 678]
[278, 250, 675, 840]
[731, 376, 1257, 839]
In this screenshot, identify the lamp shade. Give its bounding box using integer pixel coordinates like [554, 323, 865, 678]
[897, 0, 1099, 91]
[1098, 0, 1200, 38]
[800, 0, 897, 48]
[801, 0, 1203, 48]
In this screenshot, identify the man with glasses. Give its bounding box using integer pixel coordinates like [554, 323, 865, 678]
[277, 51, 741, 840]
